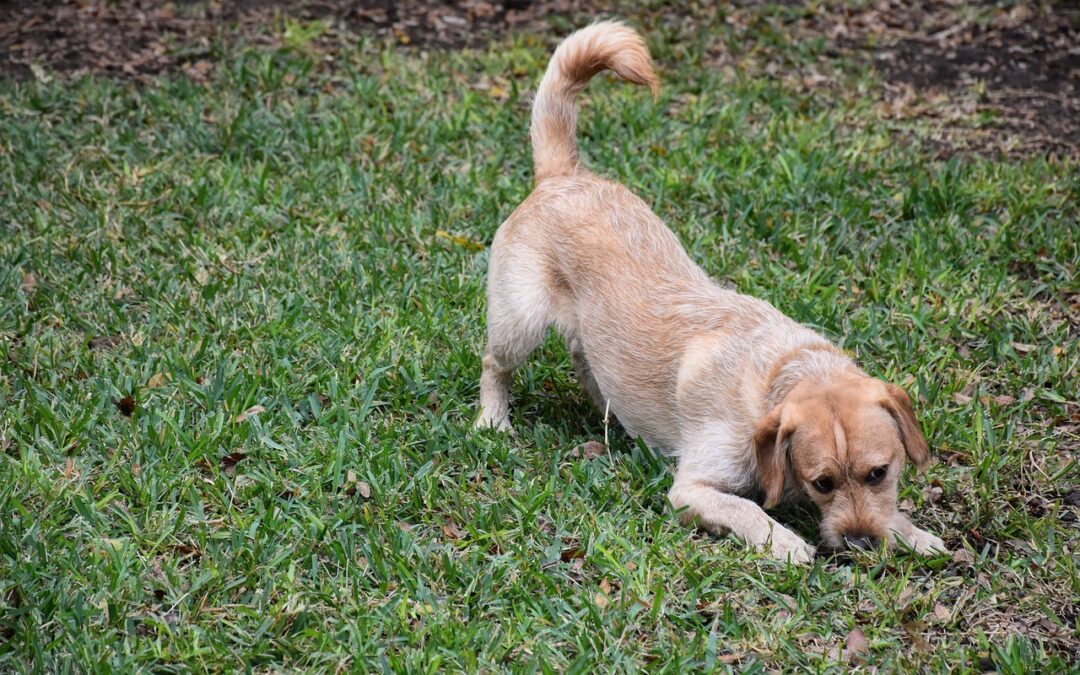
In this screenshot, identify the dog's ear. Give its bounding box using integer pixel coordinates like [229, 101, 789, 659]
[882, 383, 929, 471]
[753, 405, 791, 509]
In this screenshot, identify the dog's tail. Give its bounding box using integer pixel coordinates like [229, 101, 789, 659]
[531, 21, 658, 182]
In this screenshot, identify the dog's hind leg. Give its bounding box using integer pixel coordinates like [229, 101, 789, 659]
[476, 254, 552, 431]
[569, 338, 606, 411]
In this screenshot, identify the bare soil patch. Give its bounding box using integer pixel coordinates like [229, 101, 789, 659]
[809, 1, 1080, 158]
[1, 0, 1078, 158]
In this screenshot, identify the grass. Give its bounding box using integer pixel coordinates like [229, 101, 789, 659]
[1, 5, 1078, 672]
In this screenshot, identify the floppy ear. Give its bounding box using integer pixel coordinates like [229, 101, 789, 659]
[882, 383, 929, 470]
[753, 405, 791, 509]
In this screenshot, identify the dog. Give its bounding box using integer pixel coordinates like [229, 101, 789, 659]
[476, 21, 947, 563]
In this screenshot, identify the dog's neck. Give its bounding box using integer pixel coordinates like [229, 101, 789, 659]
[763, 343, 857, 409]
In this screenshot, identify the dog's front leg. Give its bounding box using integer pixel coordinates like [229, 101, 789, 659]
[669, 479, 815, 564]
[888, 513, 947, 555]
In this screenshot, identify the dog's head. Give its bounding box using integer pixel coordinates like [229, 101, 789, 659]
[753, 372, 928, 551]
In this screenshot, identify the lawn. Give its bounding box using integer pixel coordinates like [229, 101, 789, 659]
[1, 3, 1077, 671]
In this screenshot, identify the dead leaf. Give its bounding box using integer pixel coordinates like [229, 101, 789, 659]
[952, 548, 975, 564]
[147, 372, 167, 388]
[221, 451, 247, 470]
[569, 440, 605, 460]
[953, 392, 973, 405]
[1011, 342, 1034, 354]
[357, 481, 371, 499]
[897, 584, 916, 608]
[442, 523, 463, 540]
[435, 229, 485, 251]
[560, 547, 585, 562]
[599, 579, 612, 595]
[235, 405, 265, 423]
[594, 592, 609, 609]
[845, 627, 869, 662]
[131, 463, 141, 476]
[21, 272, 37, 293]
[90, 334, 124, 351]
[64, 457, 77, 480]
[993, 394, 1016, 406]
[114, 395, 136, 416]
[933, 603, 951, 621]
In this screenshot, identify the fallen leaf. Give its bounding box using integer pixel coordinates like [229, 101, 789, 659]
[442, 523, 463, 540]
[21, 272, 37, 293]
[569, 440, 605, 459]
[147, 372, 167, 388]
[993, 394, 1016, 406]
[599, 579, 612, 595]
[131, 463, 141, 476]
[90, 334, 124, 351]
[952, 548, 974, 564]
[114, 395, 136, 416]
[897, 584, 915, 608]
[357, 481, 371, 499]
[435, 229, 485, 251]
[594, 592, 609, 609]
[845, 627, 869, 662]
[560, 547, 585, 562]
[29, 62, 52, 84]
[953, 392, 973, 405]
[933, 603, 951, 621]
[235, 405, 265, 423]
[64, 458, 77, 480]
[221, 451, 247, 470]
[1011, 342, 1034, 354]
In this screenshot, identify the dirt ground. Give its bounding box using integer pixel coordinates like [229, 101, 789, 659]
[1, 0, 1078, 158]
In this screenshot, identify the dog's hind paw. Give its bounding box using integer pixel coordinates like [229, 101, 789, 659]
[474, 413, 514, 434]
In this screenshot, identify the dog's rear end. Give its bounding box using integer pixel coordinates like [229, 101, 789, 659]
[477, 21, 689, 437]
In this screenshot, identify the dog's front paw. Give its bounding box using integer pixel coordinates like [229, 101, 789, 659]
[899, 526, 947, 555]
[760, 524, 816, 565]
[889, 516, 947, 555]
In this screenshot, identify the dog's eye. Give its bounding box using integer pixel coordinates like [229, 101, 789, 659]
[867, 466, 888, 485]
[812, 477, 835, 494]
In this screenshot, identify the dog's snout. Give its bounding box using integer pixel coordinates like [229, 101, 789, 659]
[843, 534, 879, 550]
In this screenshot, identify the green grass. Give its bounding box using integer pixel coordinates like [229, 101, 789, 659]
[1, 8, 1078, 672]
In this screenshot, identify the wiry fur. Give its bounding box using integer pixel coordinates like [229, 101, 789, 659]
[477, 21, 946, 563]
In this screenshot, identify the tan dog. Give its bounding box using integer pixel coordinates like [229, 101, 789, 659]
[476, 21, 946, 563]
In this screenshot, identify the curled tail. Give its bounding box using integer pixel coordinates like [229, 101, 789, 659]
[530, 21, 659, 182]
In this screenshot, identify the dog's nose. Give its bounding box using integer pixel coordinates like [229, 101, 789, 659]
[843, 534, 879, 550]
